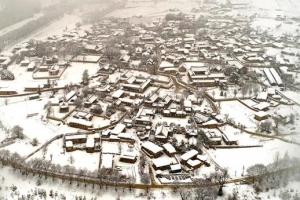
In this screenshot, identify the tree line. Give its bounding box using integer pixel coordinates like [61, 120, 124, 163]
[0, 3, 73, 49]
[0, 149, 135, 191]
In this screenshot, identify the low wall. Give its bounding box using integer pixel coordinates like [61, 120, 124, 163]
[25, 134, 64, 160]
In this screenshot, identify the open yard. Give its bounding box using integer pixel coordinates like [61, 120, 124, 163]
[28, 138, 100, 171]
[208, 138, 300, 178]
[219, 101, 257, 130]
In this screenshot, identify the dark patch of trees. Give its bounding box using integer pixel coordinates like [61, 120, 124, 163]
[165, 13, 185, 21]
[0, 3, 65, 49]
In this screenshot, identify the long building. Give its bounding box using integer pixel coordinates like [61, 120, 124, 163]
[263, 68, 276, 86]
[269, 68, 283, 86]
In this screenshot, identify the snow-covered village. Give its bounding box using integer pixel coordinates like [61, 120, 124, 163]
[0, 0, 300, 199]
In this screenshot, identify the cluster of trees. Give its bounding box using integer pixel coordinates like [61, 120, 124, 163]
[0, 150, 133, 190]
[246, 151, 300, 197]
[32, 40, 82, 59]
[179, 169, 229, 200]
[138, 151, 150, 191]
[0, 123, 25, 141]
[0, 0, 41, 30]
[259, 120, 272, 133]
[86, 3, 119, 24]
[165, 13, 185, 21]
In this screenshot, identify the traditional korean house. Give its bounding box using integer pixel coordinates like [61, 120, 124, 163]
[254, 111, 268, 121]
[154, 124, 173, 143]
[59, 102, 69, 113]
[68, 118, 93, 130]
[162, 143, 176, 157]
[86, 137, 95, 153]
[152, 157, 171, 170]
[180, 149, 198, 164]
[141, 141, 163, 158]
[120, 152, 137, 163]
[170, 164, 182, 173]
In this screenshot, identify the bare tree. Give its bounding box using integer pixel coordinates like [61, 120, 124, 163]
[210, 168, 229, 196]
[193, 178, 218, 200]
[82, 69, 89, 84]
[140, 173, 150, 193]
[45, 101, 52, 116]
[195, 88, 207, 104]
[82, 86, 89, 98]
[246, 164, 267, 183]
[274, 117, 281, 128]
[11, 125, 24, 139]
[31, 137, 39, 146]
[253, 84, 259, 95]
[290, 113, 295, 124]
[233, 89, 237, 97]
[178, 188, 191, 200]
[260, 120, 272, 133]
[74, 97, 83, 109]
[69, 155, 74, 164]
[92, 104, 103, 114]
[241, 83, 249, 98]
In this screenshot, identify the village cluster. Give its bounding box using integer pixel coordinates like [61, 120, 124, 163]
[0, 0, 300, 197]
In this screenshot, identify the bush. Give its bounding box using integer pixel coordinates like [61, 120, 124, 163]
[254, 185, 262, 194]
[31, 138, 39, 146]
[11, 125, 24, 139]
[37, 179, 42, 186]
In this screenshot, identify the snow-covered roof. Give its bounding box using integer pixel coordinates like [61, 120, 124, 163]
[152, 157, 171, 168]
[68, 118, 93, 127]
[65, 141, 73, 147]
[170, 164, 181, 171]
[180, 149, 198, 162]
[162, 143, 176, 154]
[112, 89, 124, 98]
[65, 134, 86, 140]
[197, 154, 207, 161]
[159, 61, 174, 69]
[183, 100, 192, 108]
[187, 159, 201, 167]
[141, 141, 163, 154]
[118, 133, 133, 140]
[252, 102, 270, 110]
[255, 111, 268, 118]
[111, 124, 126, 135]
[86, 137, 95, 148]
[256, 92, 268, 100]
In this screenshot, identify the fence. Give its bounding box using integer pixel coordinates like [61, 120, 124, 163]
[0, 154, 299, 190]
[25, 134, 64, 160]
[32, 66, 68, 80]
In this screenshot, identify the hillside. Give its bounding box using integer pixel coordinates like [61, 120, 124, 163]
[0, 0, 41, 30]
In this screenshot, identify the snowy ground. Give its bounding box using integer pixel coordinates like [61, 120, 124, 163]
[0, 165, 181, 200]
[28, 138, 100, 171]
[219, 125, 262, 146]
[106, 0, 199, 18]
[219, 101, 257, 130]
[281, 90, 300, 105]
[208, 138, 300, 178]
[250, 0, 300, 17]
